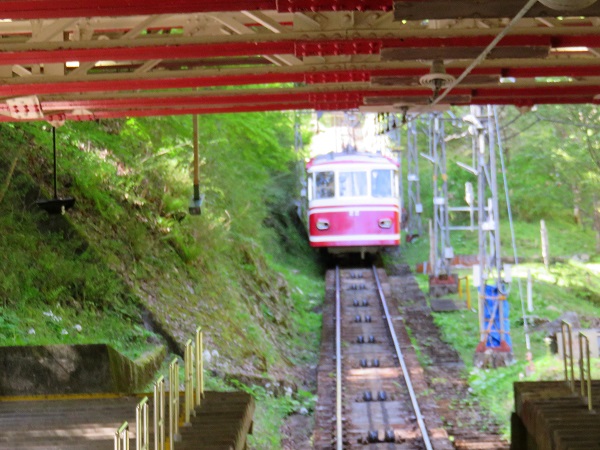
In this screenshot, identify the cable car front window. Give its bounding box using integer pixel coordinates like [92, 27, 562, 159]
[339, 171, 367, 197]
[372, 169, 393, 198]
[315, 171, 335, 199]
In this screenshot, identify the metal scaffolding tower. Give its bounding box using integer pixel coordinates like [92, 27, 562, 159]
[406, 118, 423, 239]
[385, 114, 406, 229]
[465, 105, 512, 367]
[426, 114, 453, 278]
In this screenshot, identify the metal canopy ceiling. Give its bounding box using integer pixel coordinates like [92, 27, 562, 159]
[0, 1, 599, 122]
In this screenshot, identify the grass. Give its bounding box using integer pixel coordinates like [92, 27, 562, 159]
[0, 301, 160, 360]
[400, 219, 598, 266]
[395, 224, 600, 438]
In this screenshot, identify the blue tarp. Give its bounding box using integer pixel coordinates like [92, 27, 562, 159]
[482, 284, 512, 349]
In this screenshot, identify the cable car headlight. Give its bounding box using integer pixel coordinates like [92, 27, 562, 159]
[316, 219, 330, 231]
[378, 218, 393, 229]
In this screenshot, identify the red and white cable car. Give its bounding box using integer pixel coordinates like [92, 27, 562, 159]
[304, 151, 401, 256]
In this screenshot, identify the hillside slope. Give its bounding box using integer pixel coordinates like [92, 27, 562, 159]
[0, 115, 321, 386]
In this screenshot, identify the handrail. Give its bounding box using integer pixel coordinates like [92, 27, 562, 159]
[578, 332, 593, 411]
[561, 321, 575, 392]
[195, 326, 204, 406]
[169, 358, 181, 449]
[153, 376, 165, 450]
[114, 326, 205, 450]
[184, 339, 195, 425]
[115, 422, 129, 450]
[136, 397, 149, 450]
[457, 275, 471, 309]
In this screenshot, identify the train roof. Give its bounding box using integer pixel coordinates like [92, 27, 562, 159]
[306, 152, 399, 170]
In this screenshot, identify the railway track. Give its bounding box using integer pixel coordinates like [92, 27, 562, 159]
[314, 266, 454, 450]
[313, 265, 509, 450]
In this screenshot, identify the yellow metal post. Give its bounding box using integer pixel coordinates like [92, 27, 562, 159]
[195, 326, 204, 403]
[153, 376, 165, 450]
[115, 422, 129, 450]
[458, 276, 472, 310]
[561, 321, 574, 392]
[578, 332, 593, 411]
[184, 339, 194, 425]
[169, 358, 181, 449]
[465, 276, 471, 310]
[136, 397, 149, 450]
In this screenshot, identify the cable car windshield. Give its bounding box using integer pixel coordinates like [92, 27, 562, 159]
[371, 169, 393, 198]
[339, 171, 367, 197]
[315, 171, 335, 199]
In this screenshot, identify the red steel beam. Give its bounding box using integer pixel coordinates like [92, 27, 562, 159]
[0, 73, 305, 97]
[3, 85, 592, 115]
[2, 34, 599, 66]
[0, 1, 276, 20]
[472, 96, 600, 106]
[472, 85, 600, 98]
[0, 1, 397, 20]
[3, 0, 600, 21]
[0, 93, 597, 123]
[393, 0, 600, 20]
[36, 88, 460, 110]
[0, 102, 314, 122]
[1, 63, 599, 98]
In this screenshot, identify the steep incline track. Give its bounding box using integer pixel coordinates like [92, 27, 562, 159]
[314, 266, 453, 450]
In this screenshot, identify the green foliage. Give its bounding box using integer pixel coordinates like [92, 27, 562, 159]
[1, 109, 322, 448]
[499, 105, 600, 223]
[427, 260, 600, 438]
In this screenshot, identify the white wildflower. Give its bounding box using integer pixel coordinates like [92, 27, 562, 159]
[74, 324, 82, 332]
[61, 329, 69, 335]
[28, 328, 36, 335]
[43, 310, 62, 322]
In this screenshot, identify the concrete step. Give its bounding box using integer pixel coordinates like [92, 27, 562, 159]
[513, 381, 600, 450]
[0, 391, 254, 450]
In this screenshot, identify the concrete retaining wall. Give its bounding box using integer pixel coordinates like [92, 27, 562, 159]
[0, 344, 165, 396]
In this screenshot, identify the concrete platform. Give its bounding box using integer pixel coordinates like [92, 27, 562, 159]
[511, 381, 600, 450]
[430, 299, 465, 312]
[0, 391, 254, 450]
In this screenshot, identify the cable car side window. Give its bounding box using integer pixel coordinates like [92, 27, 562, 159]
[339, 171, 367, 197]
[315, 171, 335, 199]
[371, 169, 393, 197]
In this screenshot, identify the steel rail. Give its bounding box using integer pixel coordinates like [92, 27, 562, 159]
[334, 266, 343, 450]
[372, 265, 434, 450]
